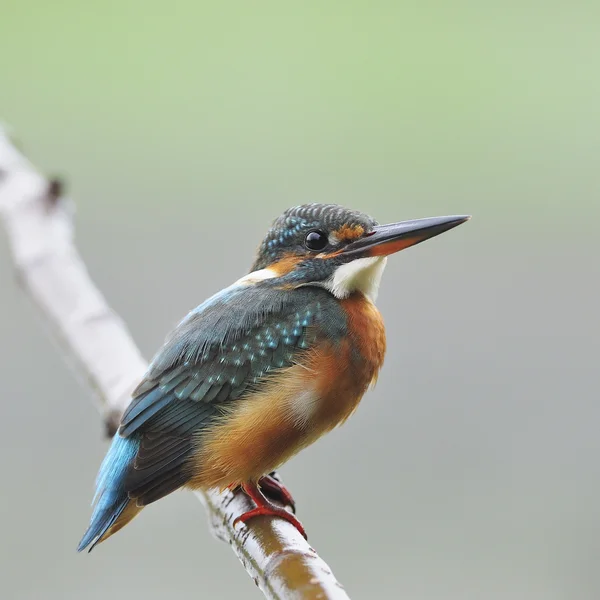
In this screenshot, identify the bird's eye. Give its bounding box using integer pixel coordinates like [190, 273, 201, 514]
[304, 230, 328, 251]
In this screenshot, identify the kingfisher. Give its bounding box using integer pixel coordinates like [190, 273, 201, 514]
[78, 203, 469, 551]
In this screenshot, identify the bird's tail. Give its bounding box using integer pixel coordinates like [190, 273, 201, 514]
[77, 433, 142, 552]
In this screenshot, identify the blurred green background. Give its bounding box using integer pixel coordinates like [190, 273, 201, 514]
[1, 2, 599, 599]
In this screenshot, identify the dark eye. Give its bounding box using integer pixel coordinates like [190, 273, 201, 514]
[304, 229, 328, 251]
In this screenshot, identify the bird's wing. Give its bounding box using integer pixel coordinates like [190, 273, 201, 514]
[118, 283, 336, 504]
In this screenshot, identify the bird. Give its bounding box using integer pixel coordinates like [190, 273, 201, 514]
[78, 203, 469, 551]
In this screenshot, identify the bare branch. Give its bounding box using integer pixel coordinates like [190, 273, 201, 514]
[0, 128, 350, 600]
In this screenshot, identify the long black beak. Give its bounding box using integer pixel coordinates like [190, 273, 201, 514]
[341, 215, 470, 258]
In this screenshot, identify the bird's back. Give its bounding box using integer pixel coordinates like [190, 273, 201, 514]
[78, 283, 384, 550]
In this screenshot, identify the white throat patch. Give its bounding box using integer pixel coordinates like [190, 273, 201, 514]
[325, 256, 387, 302]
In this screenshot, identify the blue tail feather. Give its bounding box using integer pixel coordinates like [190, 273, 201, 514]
[77, 434, 140, 552]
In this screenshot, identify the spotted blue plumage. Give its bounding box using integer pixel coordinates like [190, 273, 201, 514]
[78, 281, 347, 551]
[120, 283, 344, 498]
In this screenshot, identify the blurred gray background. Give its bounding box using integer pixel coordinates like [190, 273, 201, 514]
[1, 2, 599, 599]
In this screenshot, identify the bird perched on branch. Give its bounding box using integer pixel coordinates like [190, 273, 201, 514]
[78, 203, 469, 551]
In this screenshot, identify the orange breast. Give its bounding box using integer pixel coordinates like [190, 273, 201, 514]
[188, 292, 386, 490]
[310, 292, 386, 427]
[339, 292, 387, 388]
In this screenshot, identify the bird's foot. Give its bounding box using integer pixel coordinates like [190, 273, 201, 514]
[233, 481, 307, 539]
[258, 472, 296, 513]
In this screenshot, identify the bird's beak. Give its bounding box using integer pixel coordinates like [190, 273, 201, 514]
[340, 215, 471, 258]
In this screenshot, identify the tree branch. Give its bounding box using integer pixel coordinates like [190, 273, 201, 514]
[0, 128, 350, 600]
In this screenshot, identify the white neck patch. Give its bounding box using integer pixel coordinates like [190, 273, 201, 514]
[233, 259, 387, 302]
[325, 256, 387, 302]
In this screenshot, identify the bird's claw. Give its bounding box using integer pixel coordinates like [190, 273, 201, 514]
[233, 480, 307, 539]
[258, 473, 296, 513]
[233, 505, 307, 539]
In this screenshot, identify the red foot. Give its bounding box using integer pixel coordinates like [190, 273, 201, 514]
[258, 473, 296, 512]
[233, 481, 307, 539]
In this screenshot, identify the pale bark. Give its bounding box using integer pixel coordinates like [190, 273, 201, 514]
[0, 128, 350, 600]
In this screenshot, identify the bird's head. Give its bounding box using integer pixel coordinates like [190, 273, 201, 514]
[248, 204, 469, 302]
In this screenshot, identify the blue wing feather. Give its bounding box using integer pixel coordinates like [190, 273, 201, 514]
[119, 391, 175, 437]
[77, 434, 139, 551]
